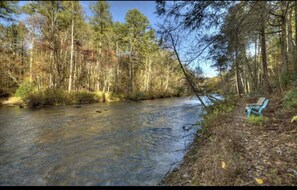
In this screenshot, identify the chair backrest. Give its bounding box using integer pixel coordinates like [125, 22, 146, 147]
[260, 99, 269, 110]
[257, 97, 266, 105]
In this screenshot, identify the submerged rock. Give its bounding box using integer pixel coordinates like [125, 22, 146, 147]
[96, 110, 101, 113]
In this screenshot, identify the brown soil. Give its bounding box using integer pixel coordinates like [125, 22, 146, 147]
[162, 94, 297, 186]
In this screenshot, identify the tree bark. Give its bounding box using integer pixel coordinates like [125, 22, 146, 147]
[29, 33, 34, 83]
[295, 2, 297, 71]
[287, 7, 294, 68]
[280, 1, 289, 74]
[260, 16, 272, 94]
[68, 2, 74, 92]
[235, 32, 242, 97]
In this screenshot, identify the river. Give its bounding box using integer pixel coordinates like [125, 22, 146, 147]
[0, 97, 207, 185]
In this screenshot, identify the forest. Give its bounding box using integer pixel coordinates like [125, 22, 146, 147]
[156, 1, 297, 97]
[0, 1, 196, 107]
[1, 1, 296, 107]
[155, 1, 297, 185]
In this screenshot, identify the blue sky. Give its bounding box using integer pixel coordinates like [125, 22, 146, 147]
[16, 1, 217, 78]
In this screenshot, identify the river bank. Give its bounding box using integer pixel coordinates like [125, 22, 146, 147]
[162, 91, 297, 185]
[0, 89, 185, 108]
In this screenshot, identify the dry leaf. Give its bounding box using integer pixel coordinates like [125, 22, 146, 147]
[255, 178, 263, 184]
[221, 161, 226, 169]
[291, 116, 297, 123]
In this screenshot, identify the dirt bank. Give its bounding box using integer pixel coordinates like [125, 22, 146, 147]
[162, 94, 297, 186]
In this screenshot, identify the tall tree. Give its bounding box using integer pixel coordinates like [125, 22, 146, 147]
[124, 9, 150, 93]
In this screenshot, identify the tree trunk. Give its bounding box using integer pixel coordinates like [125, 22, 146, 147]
[235, 31, 243, 97]
[287, 7, 294, 68]
[295, 2, 297, 71]
[168, 33, 206, 108]
[254, 36, 258, 90]
[260, 13, 272, 94]
[68, 3, 74, 92]
[29, 33, 34, 83]
[280, 2, 289, 74]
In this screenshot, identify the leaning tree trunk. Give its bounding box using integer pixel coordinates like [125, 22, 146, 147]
[168, 33, 206, 108]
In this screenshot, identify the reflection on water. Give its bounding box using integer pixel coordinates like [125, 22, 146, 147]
[0, 97, 204, 185]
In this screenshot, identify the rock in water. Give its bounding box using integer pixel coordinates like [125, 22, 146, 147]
[75, 105, 82, 108]
[96, 110, 101, 113]
[19, 105, 24, 108]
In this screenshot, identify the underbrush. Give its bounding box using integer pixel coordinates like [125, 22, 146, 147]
[15, 80, 36, 98]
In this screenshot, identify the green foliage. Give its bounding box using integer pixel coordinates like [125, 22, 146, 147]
[279, 71, 297, 87]
[247, 115, 268, 126]
[125, 9, 149, 34]
[199, 96, 238, 129]
[15, 81, 36, 98]
[282, 89, 297, 108]
[42, 88, 71, 105]
[89, 1, 112, 33]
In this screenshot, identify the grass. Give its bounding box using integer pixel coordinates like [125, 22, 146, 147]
[247, 115, 269, 126]
[2, 96, 23, 105]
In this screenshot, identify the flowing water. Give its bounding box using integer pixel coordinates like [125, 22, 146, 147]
[0, 97, 206, 185]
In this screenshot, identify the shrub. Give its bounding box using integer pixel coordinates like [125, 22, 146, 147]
[73, 91, 97, 104]
[176, 87, 186, 96]
[279, 71, 297, 86]
[26, 92, 43, 108]
[42, 88, 69, 105]
[96, 91, 105, 102]
[282, 89, 297, 108]
[128, 91, 147, 101]
[15, 81, 36, 98]
[25, 89, 105, 108]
